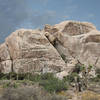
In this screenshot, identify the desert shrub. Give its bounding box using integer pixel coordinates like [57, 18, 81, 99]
[27, 73, 68, 93]
[63, 72, 79, 83]
[0, 73, 33, 80]
[90, 75, 100, 82]
[35, 73, 68, 93]
[0, 73, 8, 80]
[88, 65, 93, 70]
[13, 82, 19, 88]
[41, 73, 54, 80]
[16, 73, 27, 80]
[0, 72, 26, 80]
[73, 64, 85, 73]
[3, 81, 19, 88]
[3, 82, 11, 88]
[39, 77, 67, 93]
[28, 74, 41, 82]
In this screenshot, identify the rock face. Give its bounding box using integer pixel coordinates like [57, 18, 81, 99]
[54, 21, 96, 35]
[0, 20, 100, 78]
[43, 21, 100, 74]
[0, 43, 12, 73]
[0, 29, 66, 73]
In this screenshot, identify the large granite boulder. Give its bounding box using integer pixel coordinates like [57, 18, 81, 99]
[0, 20, 100, 79]
[43, 21, 100, 74]
[44, 21, 96, 36]
[54, 21, 96, 35]
[4, 29, 66, 73]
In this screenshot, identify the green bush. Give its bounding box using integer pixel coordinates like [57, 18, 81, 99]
[0, 73, 8, 80]
[63, 72, 79, 83]
[28, 74, 41, 82]
[3, 81, 19, 88]
[41, 73, 54, 80]
[91, 75, 100, 82]
[29, 73, 54, 82]
[74, 64, 85, 73]
[29, 73, 68, 93]
[39, 78, 67, 93]
[37, 73, 67, 93]
[3, 82, 11, 88]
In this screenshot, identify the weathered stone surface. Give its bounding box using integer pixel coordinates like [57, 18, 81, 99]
[0, 43, 11, 61]
[71, 30, 100, 70]
[5, 29, 66, 73]
[0, 20, 100, 77]
[0, 43, 12, 73]
[0, 60, 12, 73]
[54, 21, 96, 35]
[56, 71, 69, 79]
[44, 21, 100, 75]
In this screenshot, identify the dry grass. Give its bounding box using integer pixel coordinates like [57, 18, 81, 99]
[57, 91, 73, 99]
[81, 91, 100, 100]
[0, 84, 68, 100]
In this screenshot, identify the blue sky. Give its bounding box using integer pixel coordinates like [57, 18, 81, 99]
[0, 0, 100, 43]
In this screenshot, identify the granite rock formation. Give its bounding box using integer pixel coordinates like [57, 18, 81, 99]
[43, 21, 100, 77]
[0, 21, 100, 79]
[0, 29, 66, 74]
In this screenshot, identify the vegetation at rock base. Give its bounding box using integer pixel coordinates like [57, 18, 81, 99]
[63, 64, 85, 84]
[0, 73, 69, 100]
[63, 63, 100, 93]
[39, 76, 67, 93]
[0, 64, 100, 92]
[0, 64, 100, 100]
[0, 72, 68, 93]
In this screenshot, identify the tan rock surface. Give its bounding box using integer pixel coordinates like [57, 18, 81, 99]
[0, 43, 12, 73]
[5, 29, 66, 73]
[44, 21, 100, 74]
[54, 20, 96, 35]
[0, 20, 100, 76]
[0, 60, 12, 73]
[0, 43, 11, 61]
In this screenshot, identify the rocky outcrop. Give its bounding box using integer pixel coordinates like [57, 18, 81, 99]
[0, 20, 100, 79]
[43, 21, 100, 76]
[54, 21, 96, 35]
[0, 29, 66, 74]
